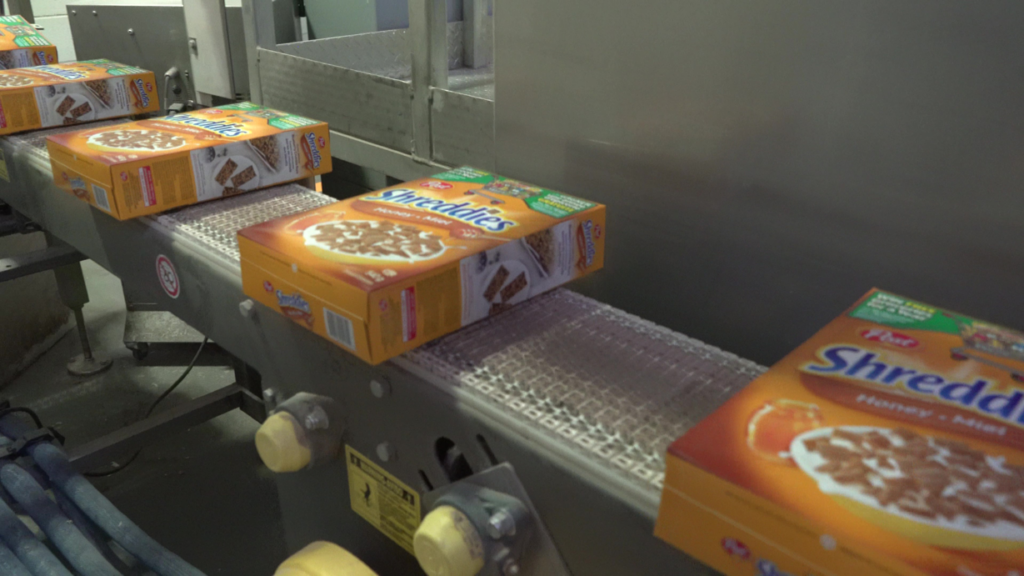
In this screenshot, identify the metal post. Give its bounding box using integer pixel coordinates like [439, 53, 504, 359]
[409, 0, 449, 162]
[241, 0, 278, 104]
[464, 0, 489, 68]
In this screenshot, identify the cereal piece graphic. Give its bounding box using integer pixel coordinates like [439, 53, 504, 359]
[306, 220, 445, 262]
[56, 95, 75, 116]
[214, 159, 237, 185]
[484, 266, 510, 302]
[499, 272, 528, 302]
[0, 74, 32, 87]
[231, 166, 257, 188]
[250, 136, 279, 169]
[522, 229, 555, 275]
[89, 129, 186, 151]
[222, 187, 245, 196]
[84, 79, 112, 107]
[68, 101, 92, 119]
[794, 426, 1024, 535]
[62, 117, 79, 126]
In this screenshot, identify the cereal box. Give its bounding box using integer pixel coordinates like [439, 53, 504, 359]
[0, 15, 57, 70]
[0, 59, 158, 136]
[237, 167, 606, 364]
[656, 289, 1024, 576]
[46, 102, 331, 219]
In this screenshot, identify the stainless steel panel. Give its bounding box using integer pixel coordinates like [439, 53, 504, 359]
[495, 1, 1024, 366]
[69, 3, 251, 103]
[257, 47, 414, 152]
[183, 0, 235, 100]
[274, 22, 480, 80]
[431, 88, 494, 169]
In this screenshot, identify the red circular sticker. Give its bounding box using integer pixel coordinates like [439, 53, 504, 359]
[156, 255, 180, 299]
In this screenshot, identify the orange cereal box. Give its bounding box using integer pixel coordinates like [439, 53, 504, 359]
[237, 167, 606, 364]
[0, 16, 57, 70]
[46, 102, 331, 219]
[0, 59, 158, 136]
[656, 289, 1024, 576]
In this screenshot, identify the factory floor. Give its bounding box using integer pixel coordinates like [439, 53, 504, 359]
[3, 261, 286, 575]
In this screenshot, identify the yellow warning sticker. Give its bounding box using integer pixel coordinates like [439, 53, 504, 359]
[345, 445, 421, 553]
[0, 149, 9, 182]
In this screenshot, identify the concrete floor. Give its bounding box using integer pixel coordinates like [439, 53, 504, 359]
[4, 261, 286, 575]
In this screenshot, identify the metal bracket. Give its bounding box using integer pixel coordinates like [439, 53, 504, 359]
[67, 383, 263, 472]
[0, 244, 86, 283]
[423, 464, 572, 576]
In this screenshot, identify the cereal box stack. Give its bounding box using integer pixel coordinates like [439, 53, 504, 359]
[0, 59, 158, 136]
[656, 289, 1024, 576]
[0, 15, 57, 70]
[237, 167, 606, 364]
[46, 102, 331, 219]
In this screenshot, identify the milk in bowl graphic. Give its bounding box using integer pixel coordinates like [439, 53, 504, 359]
[791, 426, 1024, 550]
[303, 220, 450, 264]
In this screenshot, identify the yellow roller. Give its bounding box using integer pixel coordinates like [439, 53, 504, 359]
[255, 412, 312, 473]
[275, 542, 378, 576]
[414, 506, 486, 576]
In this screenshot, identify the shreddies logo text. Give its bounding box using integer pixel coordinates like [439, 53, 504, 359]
[163, 113, 248, 137]
[134, 79, 150, 108]
[35, 66, 85, 81]
[860, 328, 919, 348]
[803, 344, 1024, 428]
[363, 188, 517, 232]
[276, 290, 314, 327]
[304, 132, 321, 169]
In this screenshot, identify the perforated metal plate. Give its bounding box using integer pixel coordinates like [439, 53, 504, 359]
[404, 290, 764, 493]
[157, 186, 335, 264]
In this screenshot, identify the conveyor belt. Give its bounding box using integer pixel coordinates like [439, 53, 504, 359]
[53, 148, 761, 495]
[1, 123, 760, 573]
[11, 122, 762, 494]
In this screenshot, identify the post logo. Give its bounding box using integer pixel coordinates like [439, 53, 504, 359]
[860, 328, 919, 349]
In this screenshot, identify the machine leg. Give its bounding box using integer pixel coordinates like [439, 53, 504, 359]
[49, 237, 112, 376]
[67, 307, 112, 376]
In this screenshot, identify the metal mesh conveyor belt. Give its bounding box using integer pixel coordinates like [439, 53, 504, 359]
[155, 186, 765, 494]
[404, 291, 765, 493]
[8, 122, 765, 497]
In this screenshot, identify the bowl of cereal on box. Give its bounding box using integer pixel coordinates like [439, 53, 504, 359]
[303, 220, 453, 265]
[791, 426, 1024, 550]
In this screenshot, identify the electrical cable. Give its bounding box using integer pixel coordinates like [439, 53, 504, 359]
[85, 338, 208, 478]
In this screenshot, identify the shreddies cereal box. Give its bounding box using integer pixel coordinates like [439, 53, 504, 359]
[46, 102, 331, 219]
[237, 167, 606, 364]
[0, 16, 56, 70]
[0, 59, 158, 136]
[656, 289, 1024, 576]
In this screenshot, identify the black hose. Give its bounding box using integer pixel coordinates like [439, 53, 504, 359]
[0, 479, 72, 576]
[0, 463, 120, 576]
[0, 539, 33, 576]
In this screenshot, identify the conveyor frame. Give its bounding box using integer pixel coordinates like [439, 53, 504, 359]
[0, 125, 761, 574]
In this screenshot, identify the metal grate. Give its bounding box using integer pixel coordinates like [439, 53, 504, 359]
[157, 185, 336, 264]
[403, 289, 765, 494]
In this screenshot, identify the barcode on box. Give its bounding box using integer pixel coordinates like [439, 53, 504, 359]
[91, 184, 110, 212]
[324, 308, 355, 350]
